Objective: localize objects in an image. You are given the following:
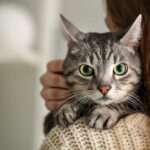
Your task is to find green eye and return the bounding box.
[79,64,94,76]
[113,63,128,76]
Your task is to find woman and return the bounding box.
[40,0,150,149]
[40,0,150,115]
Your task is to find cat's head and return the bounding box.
[61,14,142,105]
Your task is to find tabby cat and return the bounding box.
[44,14,144,135]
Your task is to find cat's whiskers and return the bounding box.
[64,91,90,104]
[113,89,144,112]
[120,90,143,105]
[114,96,129,104]
[107,89,129,103]
[127,98,145,112]
[77,97,90,111]
[61,89,89,99]
[63,90,94,111]
[128,92,143,104]
[126,100,140,112]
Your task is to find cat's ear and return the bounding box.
[120,14,142,49]
[60,14,85,42]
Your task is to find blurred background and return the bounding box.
[0,0,108,150]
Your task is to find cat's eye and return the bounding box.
[113,63,128,76]
[79,64,94,76]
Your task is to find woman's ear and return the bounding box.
[120,14,142,49]
[60,14,85,42]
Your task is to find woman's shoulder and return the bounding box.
[40,113,150,150]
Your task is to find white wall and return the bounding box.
[0,0,108,150]
[56,0,108,59]
[0,63,36,150]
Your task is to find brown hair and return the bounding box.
[106,0,150,115]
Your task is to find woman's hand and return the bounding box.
[40,59,68,111]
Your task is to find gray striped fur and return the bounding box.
[44,15,144,134]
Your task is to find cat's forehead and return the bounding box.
[81,33,118,48]
[80,33,119,50]
[69,32,139,67]
[77,33,132,61]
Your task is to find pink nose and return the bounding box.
[99,85,111,95]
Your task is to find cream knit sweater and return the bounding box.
[40,113,150,150]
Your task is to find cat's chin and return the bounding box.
[93,97,114,105]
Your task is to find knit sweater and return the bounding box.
[40,113,150,150]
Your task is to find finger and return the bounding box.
[40,72,67,88]
[47,59,64,73]
[45,100,66,111]
[40,88,69,100]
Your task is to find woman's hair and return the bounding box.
[106,0,150,115]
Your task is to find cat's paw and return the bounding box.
[88,106,120,130]
[55,104,77,127]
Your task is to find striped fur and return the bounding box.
[44,15,145,135]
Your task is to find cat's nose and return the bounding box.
[98,85,111,95]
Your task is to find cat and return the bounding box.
[44,14,144,135]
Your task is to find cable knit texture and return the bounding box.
[40,113,150,150]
